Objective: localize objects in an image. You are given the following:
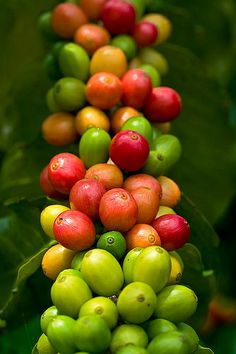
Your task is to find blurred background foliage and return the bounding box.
[0,0,236,353]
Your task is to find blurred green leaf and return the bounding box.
[0,315,41,354]
[178,243,204,272]
[148,0,236,86]
[195,346,214,354]
[208,323,236,354]
[158,44,236,223]
[174,196,219,329]
[176,194,219,269]
[0,138,66,205]
[0,200,54,326]
[0,0,61,151]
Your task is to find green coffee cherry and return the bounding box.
[154,284,198,323]
[59,43,90,82]
[80,249,124,296]
[56,268,84,280]
[43,53,62,81]
[73,315,111,353]
[53,77,86,112]
[121,116,153,144]
[110,324,148,353]
[144,318,177,341]
[139,48,169,76]
[111,35,137,61]
[147,331,190,354]
[139,64,161,87]
[79,296,119,329]
[51,271,92,318]
[40,305,59,334]
[142,134,182,176]
[46,88,61,113]
[177,322,199,353]
[116,344,148,354]
[46,315,77,354]
[45,41,67,81]
[38,12,59,41]
[79,128,111,168]
[141,150,167,177]
[152,134,182,167]
[133,246,171,293]
[52,41,67,59]
[117,281,157,324]
[122,247,143,284]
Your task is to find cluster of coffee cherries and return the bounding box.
[32,1,210,354]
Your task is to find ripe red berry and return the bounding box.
[69,178,106,220]
[39,165,67,200]
[53,210,96,250]
[48,152,86,195]
[143,87,182,123]
[101,0,136,35]
[109,130,150,172]
[99,188,138,232]
[133,21,158,48]
[151,214,190,250]
[121,69,152,109]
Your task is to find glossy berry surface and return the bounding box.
[121,69,153,109]
[48,152,86,195]
[151,214,190,250]
[109,130,150,172]
[53,210,96,250]
[101,0,136,35]
[143,87,182,123]
[133,21,158,48]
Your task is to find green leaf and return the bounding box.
[0,200,54,325]
[148,0,236,88]
[31,343,38,354]
[195,345,214,354]
[158,43,236,224]
[178,243,204,272]
[0,139,66,205]
[0,0,60,151]
[0,315,41,354]
[176,194,220,269]
[174,196,219,328]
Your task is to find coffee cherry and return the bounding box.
[143,87,182,123]
[101,0,136,35]
[152,214,190,251]
[109,130,150,172]
[48,153,86,195]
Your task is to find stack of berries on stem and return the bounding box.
[34,1,205,354]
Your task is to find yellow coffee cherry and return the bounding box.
[42,243,76,280]
[40,204,70,238]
